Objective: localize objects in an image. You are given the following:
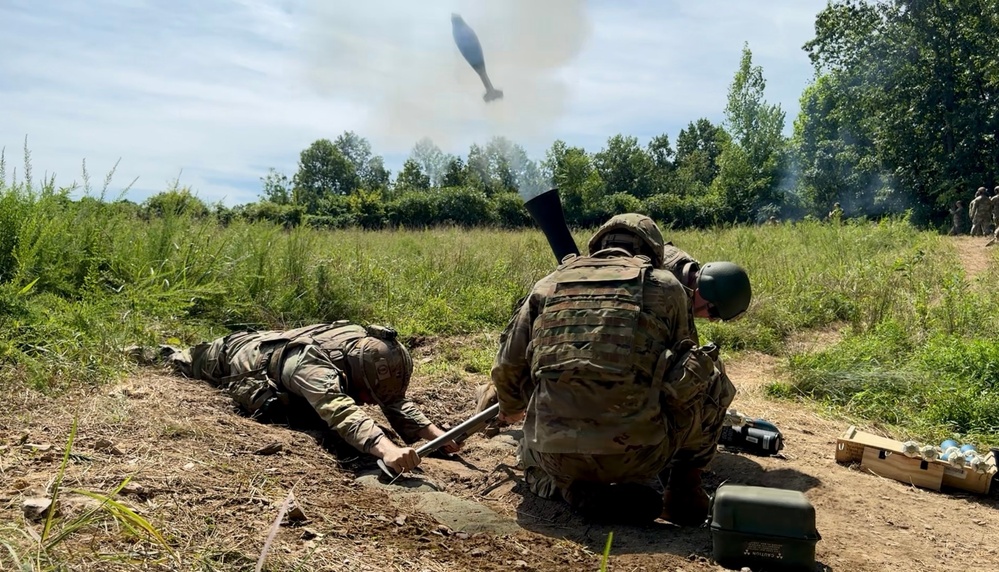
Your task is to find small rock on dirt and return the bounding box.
[470,548,488,557]
[254,443,283,455]
[94,438,123,456]
[301,527,322,540]
[23,497,57,521]
[394,515,407,526]
[182,462,196,471]
[285,494,308,523]
[121,483,154,500]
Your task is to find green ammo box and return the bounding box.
[709,484,821,571]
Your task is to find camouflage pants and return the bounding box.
[971,216,991,236]
[482,356,738,501]
[519,437,671,501]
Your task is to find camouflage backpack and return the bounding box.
[529,251,671,384]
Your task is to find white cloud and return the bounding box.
[1,0,828,206]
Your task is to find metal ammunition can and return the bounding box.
[710,484,821,571]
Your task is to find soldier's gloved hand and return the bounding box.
[382,445,421,474]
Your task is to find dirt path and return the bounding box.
[948,235,996,280]
[3,342,997,572]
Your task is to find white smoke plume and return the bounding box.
[299,0,592,165]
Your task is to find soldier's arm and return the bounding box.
[379,397,433,444]
[491,288,544,417]
[325,394,424,472]
[321,392,393,453]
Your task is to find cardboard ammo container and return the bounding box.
[836,426,997,494]
[710,484,820,571]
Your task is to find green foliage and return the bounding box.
[722,43,788,218]
[260,168,293,205]
[396,158,431,191]
[799,0,999,225]
[142,186,210,219]
[778,242,999,445]
[293,138,360,212]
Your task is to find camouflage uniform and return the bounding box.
[969,189,992,236]
[172,321,432,455]
[827,203,844,223]
[991,189,999,233]
[493,234,736,519]
[949,202,964,235]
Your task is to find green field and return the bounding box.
[2,178,997,447]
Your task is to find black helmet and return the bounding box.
[697,262,752,320]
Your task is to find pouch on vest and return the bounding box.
[225,375,288,420]
[658,340,719,415]
[365,324,398,341]
[530,255,652,383]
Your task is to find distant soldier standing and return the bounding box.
[827,202,844,223]
[949,201,964,235]
[969,187,992,236]
[991,186,999,234]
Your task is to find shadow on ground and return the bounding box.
[509,450,829,570]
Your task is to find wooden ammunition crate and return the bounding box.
[835,426,996,495]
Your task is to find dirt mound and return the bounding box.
[2,351,998,571]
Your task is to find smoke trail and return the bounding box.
[299,0,591,165]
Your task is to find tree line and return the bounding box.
[138,1,999,231]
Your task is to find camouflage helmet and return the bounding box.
[697,262,752,320]
[346,326,413,403]
[978,187,987,196]
[587,213,666,267]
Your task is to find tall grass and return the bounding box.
[2,155,997,445]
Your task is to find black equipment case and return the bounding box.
[709,484,821,571]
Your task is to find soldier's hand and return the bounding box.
[382,446,421,474]
[420,425,462,455]
[440,439,462,454]
[499,409,525,425]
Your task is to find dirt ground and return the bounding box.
[2,236,997,572]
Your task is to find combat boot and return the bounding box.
[661,467,709,527]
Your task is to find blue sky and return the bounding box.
[1,0,830,206]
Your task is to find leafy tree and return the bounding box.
[293,139,359,213]
[542,140,600,223]
[803,0,999,223]
[440,156,467,188]
[722,43,787,217]
[333,131,390,191]
[675,119,730,190]
[592,135,655,199]
[141,187,209,218]
[410,138,448,187]
[647,134,677,195]
[396,159,431,190]
[791,74,888,215]
[260,168,292,205]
